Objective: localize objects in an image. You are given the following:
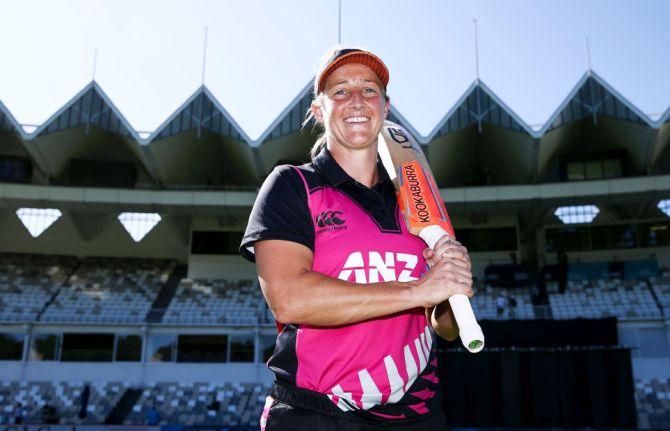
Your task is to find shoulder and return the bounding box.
[267,162,325,193]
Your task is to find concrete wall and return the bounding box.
[0,210,188,261]
[0,361,274,384]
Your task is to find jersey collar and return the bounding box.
[312,147,390,188]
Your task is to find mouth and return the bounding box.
[344,116,370,124]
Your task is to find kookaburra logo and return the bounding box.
[337,251,419,283]
[316,211,345,227]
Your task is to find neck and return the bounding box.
[328,141,379,188]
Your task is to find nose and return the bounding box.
[348,90,365,109]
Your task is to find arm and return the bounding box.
[425,302,459,341]
[255,239,473,326]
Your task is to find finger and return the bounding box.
[435,244,468,258]
[436,260,473,280]
[433,235,462,251]
[437,255,471,272]
[446,279,473,297]
[438,248,471,269]
[447,271,473,286]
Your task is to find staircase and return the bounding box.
[105,388,143,425]
[36,259,82,321]
[145,264,187,323]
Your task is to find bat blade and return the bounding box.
[377,123,454,240]
[378,120,485,353]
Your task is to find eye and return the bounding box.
[332,88,347,98]
[363,87,378,96]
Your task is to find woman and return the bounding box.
[240,46,474,430]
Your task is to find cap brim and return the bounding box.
[318,51,389,93]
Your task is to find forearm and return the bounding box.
[262,269,420,326]
[427,301,459,341]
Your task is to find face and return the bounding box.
[313,63,389,151]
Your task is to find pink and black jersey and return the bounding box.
[241,148,442,421]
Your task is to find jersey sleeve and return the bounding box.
[239,165,314,262]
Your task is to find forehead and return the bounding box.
[323,63,382,89]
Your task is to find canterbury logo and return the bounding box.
[316,211,345,227]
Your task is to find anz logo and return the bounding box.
[337,251,419,283]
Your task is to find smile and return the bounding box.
[344,116,369,123]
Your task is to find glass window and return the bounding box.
[547,222,670,252]
[30,334,59,361]
[0,157,31,183]
[230,335,254,363]
[591,225,636,250]
[546,227,590,252]
[585,160,603,179]
[177,335,227,363]
[0,333,24,360]
[148,335,176,362]
[61,333,114,362]
[566,162,585,181]
[455,227,517,252]
[638,222,670,248]
[603,159,622,178]
[115,335,142,362]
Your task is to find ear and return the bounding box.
[383,97,391,119]
[311,101,324,124]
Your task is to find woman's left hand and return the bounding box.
[422,235,471,271]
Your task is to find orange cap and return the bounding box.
[317,48,389,94]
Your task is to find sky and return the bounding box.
[0,0,669,140]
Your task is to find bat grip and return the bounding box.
[420,225,485,353]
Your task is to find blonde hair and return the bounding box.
[302,45,389,160]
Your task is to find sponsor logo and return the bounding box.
[388,127,411,148]
[315,211,347,234]
[337,251,420,283]
[402,163,430,223]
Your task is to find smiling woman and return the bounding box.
[240,45,474,430]
[305,47,390,161]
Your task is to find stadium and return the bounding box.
[0,63,669,431]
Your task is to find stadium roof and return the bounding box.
[32,81,141,141]
[2,69,668,144]
[538,70,654,135]
[425,79,534,140]
[1,69,669,187]
[147,86,251,144]
[0,100,22,134]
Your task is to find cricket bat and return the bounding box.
[378,120,485,353]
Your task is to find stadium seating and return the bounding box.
[162,279,264,325]
[635,378,670,430]
[471,286,535,319]
[124,381,270,426]
[548,278,661,320]
[0,381,126,424]
[40,258,175,324]
[0,254,77,323]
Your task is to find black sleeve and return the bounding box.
[239,165,314,262]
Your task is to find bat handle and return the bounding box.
[419,225,485,353]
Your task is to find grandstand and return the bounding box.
[1,68,669,429]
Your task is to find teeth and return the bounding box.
[344,116,369,123]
